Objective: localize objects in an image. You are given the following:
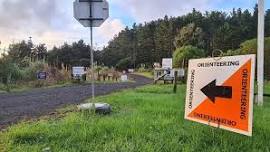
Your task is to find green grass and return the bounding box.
[265,81,270,94]
[1,85,270,152]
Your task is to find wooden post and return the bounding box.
[173,71,178,93]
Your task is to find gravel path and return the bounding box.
[0,74,152,129]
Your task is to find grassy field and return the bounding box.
[0,85,270,152]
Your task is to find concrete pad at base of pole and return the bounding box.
[78,103,112,114]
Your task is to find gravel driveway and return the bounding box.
[0,74,152,129]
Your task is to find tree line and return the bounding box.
[1,4,270,78]
[101,5,270,69]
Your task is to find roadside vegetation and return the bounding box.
[0,84,269,152]
[0,49,123,93]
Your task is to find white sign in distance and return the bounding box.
[162,58,173,69]
[72,67,86,77]
[73,0,109,27]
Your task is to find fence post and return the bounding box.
[173,71,178,93]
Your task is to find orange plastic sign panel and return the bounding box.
[184,55,255,136]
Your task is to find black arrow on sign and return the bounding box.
[201,79,232,103]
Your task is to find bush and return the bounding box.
[0,59,22,92]
[173,45,205,68]
[20,61,46,81]
[0,59,22,84]
[116,57,132,71]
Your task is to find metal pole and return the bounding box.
[89,1,95,101]
[133,38,136,69]
[132,30,137,70]
[90,24,95,101]
[257,0,264,106]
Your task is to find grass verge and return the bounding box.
[0,80,125,94]
[134,72,153,79]
[0,85,270,152]
[0,82,73,93]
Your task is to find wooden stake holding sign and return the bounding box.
[184,55,255,136]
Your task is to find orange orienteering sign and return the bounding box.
[184,55,255,136]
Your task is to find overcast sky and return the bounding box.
[0,0,268,52]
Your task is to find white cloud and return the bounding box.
[95,19,125,46]
[112,0,213,22]
[0,0,70,50]
[0,0,257,54]
[0,0,125,52]
[110,0,258,23]
[24,18,125,49]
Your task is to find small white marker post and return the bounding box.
[257,0,265,106]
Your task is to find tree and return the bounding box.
[36,44,47,61]
[100,27,134,67]
[173,45,205,68]
[265,9,270,37]
[213,22,233,51]
[8,41,31,63]
[203,11,227,55]
[47,40,93,68]
[174,23,205,49]
[224,37,270,80]
[136,22,157,67]
[154,16,175,61]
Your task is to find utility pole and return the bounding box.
[0,41,1,57]
[89,1,95,101]
[133,32,137,69]
[257,0,265,106]
[74,0,109,102]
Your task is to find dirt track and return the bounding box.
[0,74,152,129]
